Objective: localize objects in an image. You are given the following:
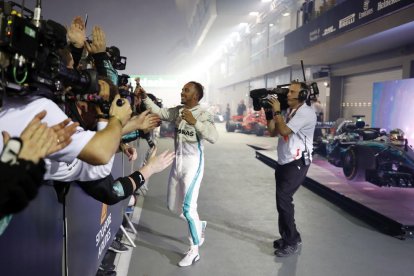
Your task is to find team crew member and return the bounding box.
[266,81,316,257]
[137,80,218,267]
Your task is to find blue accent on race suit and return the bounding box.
[182,136,203,245]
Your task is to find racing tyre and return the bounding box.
[342,147,365,181]
[226,122,236,132]
[255,125,265,136]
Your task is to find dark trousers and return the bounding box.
[275,159,309,246]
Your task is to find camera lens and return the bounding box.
[116,99,124,106]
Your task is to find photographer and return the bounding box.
[43,76,159,182]
[266,81,316,257]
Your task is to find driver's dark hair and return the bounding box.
[189,81,204,100]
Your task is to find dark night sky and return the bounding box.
[41,0,188,75]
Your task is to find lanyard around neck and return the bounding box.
[286,103,304,123]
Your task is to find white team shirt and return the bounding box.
[43,121,114,182]
[0,96,103,180]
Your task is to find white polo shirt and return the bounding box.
[0,96,95,174]
[277,104,316,165]
[43,121,114,182]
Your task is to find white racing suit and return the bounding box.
[144,98,218,245]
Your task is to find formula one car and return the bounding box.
[325,119,381,167]
[225,111,267,136]
[315,118,414,187]
[341,130,414,188]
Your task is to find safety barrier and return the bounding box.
[0,139,149,276]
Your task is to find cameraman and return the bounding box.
[266,81,316,257]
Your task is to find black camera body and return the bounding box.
[0,13,38,59]
[250,86,290,111]
[107,46,126,71]
[118,74,130,87]
[0,1,98,97]
[250,82,319,111]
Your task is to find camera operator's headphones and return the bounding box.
[297,82,310,102]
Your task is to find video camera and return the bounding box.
[250,85,290,111]
[250,82,319,111]
[0,1,98,98]
[107,46,126,71]
[250,60,319,111]
[118,74,130,87]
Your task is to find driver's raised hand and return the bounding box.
[134,78,147,99]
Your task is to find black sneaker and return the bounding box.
[273,237,302,249]
[96,269,116,276]
[273,238,284,250]
[99,263,116,271]
[108,240,128,253]
[274,244,299,257]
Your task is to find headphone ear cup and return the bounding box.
[298,89,309,101]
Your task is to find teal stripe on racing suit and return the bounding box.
[183,137,203,245]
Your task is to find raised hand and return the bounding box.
[268,95,281,113]
[48,118,79,155]
[134,78,147,98]
[146,147,175,174]
[109,95,132,127]
[128,111,161,131]
[120,143,138,162]
[85,25,107,54]
[67,16,86,48]
[181,109,196,125]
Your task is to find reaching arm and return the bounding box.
[78,95,132,165]
[78,147,174,205]
[194,111,219,144]
[143,97,179,122]
[121,110,160,135]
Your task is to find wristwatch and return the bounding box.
[273,111,281,116]
[1,137,22,165]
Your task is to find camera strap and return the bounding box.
[67,101,88,129]
[286,103,304,123]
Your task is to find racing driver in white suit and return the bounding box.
[136,80,218,267]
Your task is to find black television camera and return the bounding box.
[250,82,319,111]
[107,46,126,71]
[118,74,130,87]
[250,85,290,111]
[0,1,98,99]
